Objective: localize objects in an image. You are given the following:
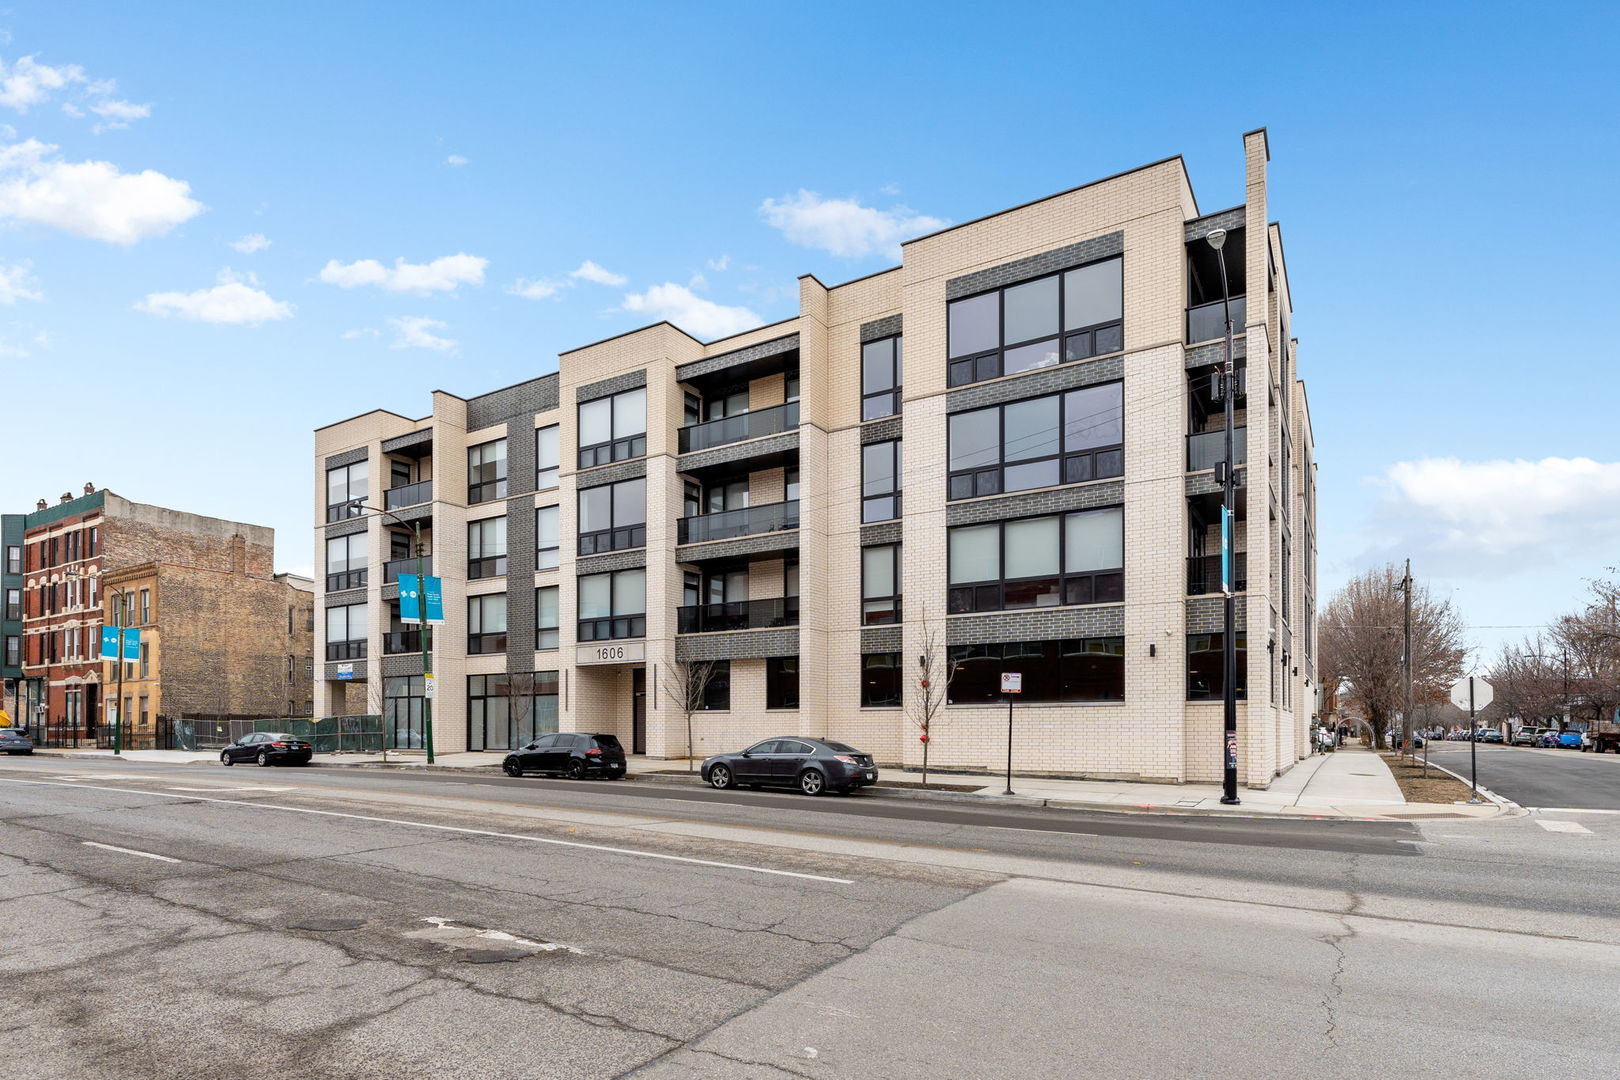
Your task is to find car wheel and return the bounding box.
[565,759,586,781]
[798,769,825,796]
[221,751,234,766]
[256,750,270,767]
[503,759,523,777]
[708,764,734,790]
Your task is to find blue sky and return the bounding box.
[2,1,1616,662]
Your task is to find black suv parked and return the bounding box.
[503,732,626,780]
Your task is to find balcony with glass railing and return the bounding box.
[1187,553,1248,595]
[382,629,422,654]
[677,597,799,634]
[678,401,799,453]
[384,480,432,511]
[382,554,433,584]
[677,500,799,545]
[1187,427,1248,473]
[1186,293,1247,345]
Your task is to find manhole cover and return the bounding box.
[287,918,366,932]
[461,949,528,964]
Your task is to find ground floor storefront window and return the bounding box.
[947,638,1124,703]
[468,671,559,751]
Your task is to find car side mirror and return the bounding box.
[741,750,752,757]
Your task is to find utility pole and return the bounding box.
[1398,559,1413,754]
[1207,227,1240,805]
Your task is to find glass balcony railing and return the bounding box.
[679,401,799,453]
[383,555,432,584]
[1187,428,1248,473]
[382,630,422,655]
[1187,554,1248,595]
[678,597,800,634]
[677,500,799,544]
[1187,294,1247,344]
[384,480,432,510]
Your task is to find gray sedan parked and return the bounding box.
[0,728,34,755]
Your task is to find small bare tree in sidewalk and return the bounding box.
[909,609,957,787]
[664,656,720,772]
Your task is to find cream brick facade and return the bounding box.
[312,130,1317,787]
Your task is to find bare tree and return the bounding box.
[1552,576,1620,730]
[664,656,720,772]
[508,671,539,745]
[1487,637,1564,727]
[908,609,957,786]
[1318,564,1467,749]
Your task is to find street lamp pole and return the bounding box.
[357,504,434,765]
[1208,228,1240,805]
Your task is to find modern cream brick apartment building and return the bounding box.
[314,129,1317,787]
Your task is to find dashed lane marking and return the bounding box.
[81,841,181,863]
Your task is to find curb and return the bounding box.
[1406,755,1521,815]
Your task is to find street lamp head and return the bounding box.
[1206,228,1227,251]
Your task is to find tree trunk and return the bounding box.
[686,712,694,772]
[921,735,929,787]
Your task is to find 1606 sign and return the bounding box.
[576,641,645,665]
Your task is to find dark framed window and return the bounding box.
[384,676,424,748]
[325,461,368,521]
[947,256,1122,387]
[861,335,903,420]
[467,516,507,579]
[578,388,647,468]
[536,586,559,649]
[861,652,901,707]
[325,603,367,660]
[578,477,646,555]
[767,657,799,709]
[6,545,21,575]
[947,382,1123,500]
[862,545,900,624]
[535,505,559,570]
[468,439,508,504]
[468,671,560,752]
[948,638,1124,703]
[701,660,731,710]
[4,588,20,621]
[324,533,368,592]
[536,425,560,490]
[704,385,749,421]
[1187,633,1247,701]
[947,507,1123,613]
[578,568,646,641]
[862,441,902,523]
[468,593,508,654]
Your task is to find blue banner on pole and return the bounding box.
[1220,505,1232,593]
[122,627,141,661]
[399,573,421,623]
[100,626,121,659]
[422,576,444,624]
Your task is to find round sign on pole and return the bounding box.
[1448,676,1494,713]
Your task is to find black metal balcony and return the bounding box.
[1187,294,1247,344]
[384,480,432,510]
[678,597,800,634]
[678,500,799,544]
[1187,553,1248,595]
[383,555,433,583]
[325,568,368,593]
[382,630,422,654]
[1187,427,1248,472]
[679,401,799,453]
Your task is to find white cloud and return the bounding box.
[318,253,487,294]
[759,189,947,259]
[231,232,271,254]
[389,315,457,353]
[507,277,564,300]
[687,272,708,291]
[341,327,380,340]
[571,259,627,287]
[621,283,761,340]
[706,255,730,272]
[0,259,42,303]
[446,154,468,167]
[0,138,201,244]
[879,182,902,196]
[134,269,292,325]
[89,98,149,121]
[0,55,85,111]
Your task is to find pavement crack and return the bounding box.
[680,1047,815,1077]
[1317,915,1356,1051]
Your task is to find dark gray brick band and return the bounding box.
[323,660,366,682]
[1186,596,1248,633]
[576,549,647,576]
[380,582,399,602]
[1184,207,1245,243]
[861,626,901,652]
[576,459,647,487]
[946,480,1124,527]
[1184,470,1247,499]
[576,368,647,403]
[324,517,369,539]
[380,428,433,453]
[381,655,422,678]
[505,421,536,495]
[947,355,1123,415]
[859,315,902,343]
[677,431,798,472]
[860,521,901,546]
[390,503,433,526]
[504,494,538,666]
[860,415,903,445]
[675,334,799,383]
[676,530,799,564]
[1184,337,1248,369]
[946,231,1124,301]
[946,605,1124,645]
[468,374,559,431]
[676,628,798,662]
[324,447,368,469]
[323,588,365,608]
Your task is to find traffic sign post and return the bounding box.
[1001,672,1022,795]
[1449,676,1494,802]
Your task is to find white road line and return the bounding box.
[1530,807,1620,815]
[81,841,181,863]
[167,786,296,793]
[2,778,854,885]
[1536,820,1593,834]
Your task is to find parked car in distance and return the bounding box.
[220,731,313,766]
[1479,729,1504,743]
[1537,731,1561,748]
[503,732,626,780]
[1512,728,1547,746]
[0,728,34,755]
[702,738,878,796]
[1555,731,1584,749]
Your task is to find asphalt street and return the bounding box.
[1424,741,1620,809]
[0,757,1615,1079]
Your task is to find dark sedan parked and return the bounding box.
[0,728,34,755]
[503,732,626,780]
[702,738,878,796]
[220,732,313,766]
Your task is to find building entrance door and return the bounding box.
[631,668,646,755]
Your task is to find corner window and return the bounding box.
[861,335,903,420]
[535,505,560,570]
[325,461,368,521]
[578,388,647,468]
[468,593,508,655]
[467,516,508,579]
[860,653,902,707]
[947,383,1122,500]
[577,568,646,641]
[325,603,367,660]
[862,441,902,523]
[535,586,559,649]
[861,545,900,624]
[468,439,508,504]
[578,478,646,555]
[536,425,560,490]
[947,507,1123,613]
[1188,633,1247,701]
[948,638,1124,703]
[947,256,1122,386]
[767,657,799,709]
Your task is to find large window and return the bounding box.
[700,660,731,710]
[6,545,20,574]
[578,387,647,468]
[468,439,508,504]
[948,383,1122,500]
[384,676,424,749]
[948,507,1123,613]
[468,671,559,752]
[468,516,507,579]
[325,534,368,592]
[325,603,366,660]
[535,505,560,569]
[468,593,508,654]
[578,568,646,641]
[578,477,646,555]
[1187,633,1247,701]
[536,586,559,649]
[947,256,1122,387]
[325,461,368,521]
[862,335,903,420]
[766,657,799,709]
[949,638,1124,703]
[862,545,900,624]
[536,425,560,490]
[5,588,20,621]
[861,653,902,707]
[862,441,902,523]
